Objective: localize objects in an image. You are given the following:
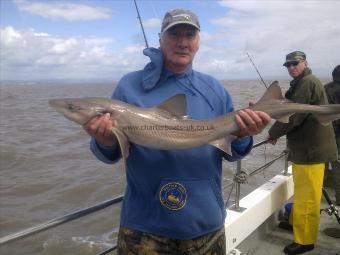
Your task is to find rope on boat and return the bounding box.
[234,171,248,184]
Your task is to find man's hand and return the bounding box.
[83,113,118,147]
[233,109,271,138]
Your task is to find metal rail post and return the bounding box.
[284,154,289,175]
[230,160,246,212]
[234,160,241,209]
[284,141,289,176]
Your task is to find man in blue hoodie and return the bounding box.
[84,9,270,254]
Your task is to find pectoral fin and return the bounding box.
[209,136,233,155]
[112,128,129,171]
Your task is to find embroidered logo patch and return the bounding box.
[159,182,187,210]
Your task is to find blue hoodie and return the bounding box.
[91,48,252,239]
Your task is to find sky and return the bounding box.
[1,0,339,82]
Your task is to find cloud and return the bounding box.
[1,26,23,45]
[2,1,340,81]
[0,26,147,80]
[14,0,112,21]
[199,0,340,79]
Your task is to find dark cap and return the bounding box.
[332,65,340,81]
[161,9,200,33]
[283,51,306,66]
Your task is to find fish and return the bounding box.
[49,81,340,165]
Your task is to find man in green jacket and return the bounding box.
[325,65,340,206]
[268,51,337,255]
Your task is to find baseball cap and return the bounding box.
[283,51,306,67]
[161,9,200,33]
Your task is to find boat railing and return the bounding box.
[0,139,289,255]
[231,140,289,212]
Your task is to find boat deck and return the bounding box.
[235,188,340,255]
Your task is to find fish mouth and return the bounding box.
[49,99,86,125]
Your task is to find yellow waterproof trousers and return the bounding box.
[291,163,325,245]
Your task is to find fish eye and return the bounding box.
[67,103,80,112]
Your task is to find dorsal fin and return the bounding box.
[156,94,187,118]
[256,81,284,103]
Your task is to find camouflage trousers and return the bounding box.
[117,227,226,255]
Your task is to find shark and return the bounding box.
[49,81,340,164]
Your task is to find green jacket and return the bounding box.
[269,68,337,164]
[325,79,340,149]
